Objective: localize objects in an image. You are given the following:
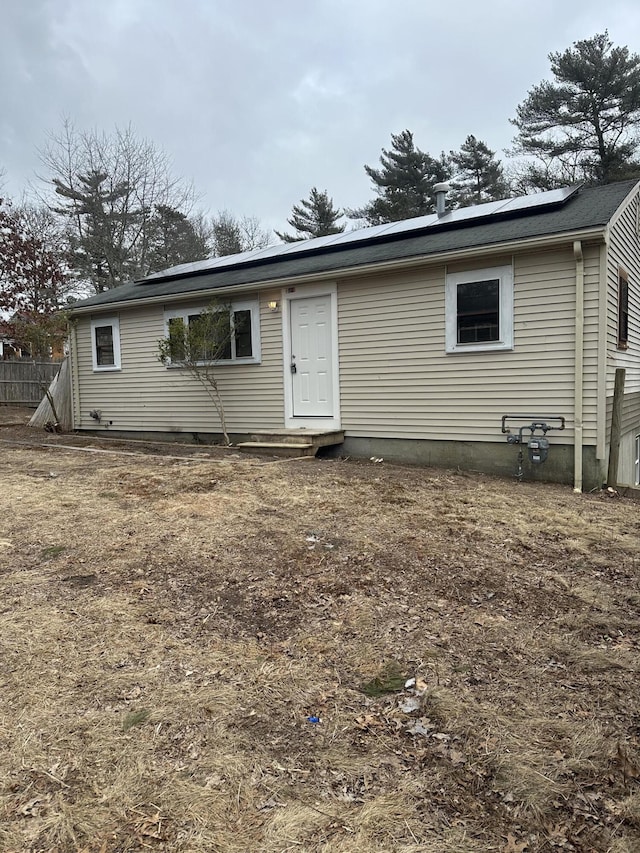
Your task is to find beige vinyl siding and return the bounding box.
[617,418,640,486]
[606,187,640,393]
[582,243,603,446]
[337,246,598,444]
[73,292,284,434]
[606,391,640,438]
[604,188,640,481]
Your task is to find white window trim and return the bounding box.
[91,317,121,372]
[163,299,261,365]
[445,265,514,353]
[635,434,640,487]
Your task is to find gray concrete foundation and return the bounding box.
[320,436,605,491]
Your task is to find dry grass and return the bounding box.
[1,418,639,851]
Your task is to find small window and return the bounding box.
[91,317,121,371]
[233,309,253,358]
[168,317,187,361]
[445,266,513,353]
[163,299,261,365]
[618,269,629,350]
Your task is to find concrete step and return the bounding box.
[248,430,344,448]
[236,441,317,458]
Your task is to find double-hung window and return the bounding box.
[445,265,514,353]
[91,317,121,371]
[164,299,261,365]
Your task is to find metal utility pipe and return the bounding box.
[573,241,584,493]
[434,182,450,217]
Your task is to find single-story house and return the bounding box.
[68,179,640,491]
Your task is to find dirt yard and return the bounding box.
[1,407,639,852]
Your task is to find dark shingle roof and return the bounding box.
[71,179,638,311]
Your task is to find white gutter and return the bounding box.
[573,240,584,493]
[69,227,607,316]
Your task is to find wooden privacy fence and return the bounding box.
[0,360,63,406]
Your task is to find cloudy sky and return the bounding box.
[1,0,640,233]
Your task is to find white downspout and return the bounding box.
[69,319,79,431]
[573,241,584,493]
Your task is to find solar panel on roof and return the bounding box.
[274,232,350,255]
[498,185,579,214]
[378,213,438,235]
[136,184,583,284]
[317,219,406,245]
[438,198,511,223]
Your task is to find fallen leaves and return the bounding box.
[503,833,528,852]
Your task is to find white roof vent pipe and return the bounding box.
[434,182,450,217]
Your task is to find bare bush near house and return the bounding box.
[158,303,235,444]
[0,435,639,851]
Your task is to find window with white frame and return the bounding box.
[91,317,121,371]
[445,265,514,353]
[163,299,261,365]
[635,434,640,487]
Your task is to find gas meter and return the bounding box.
[501,415,565,481]
[528,435,549,464]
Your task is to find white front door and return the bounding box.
[290,295,333,417]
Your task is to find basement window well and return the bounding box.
[91,317,121,371]
[445,265,513,353]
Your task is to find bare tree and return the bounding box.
[37,120,198,291]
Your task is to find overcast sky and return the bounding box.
[1,0,640,234]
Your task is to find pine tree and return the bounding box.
[146,205,209,272]
[53,170,133,291]
[275,188,345,243]
[211,212,271,256]
[511,32,640,187]
[352,130,451,225]
[449,136,509,207]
